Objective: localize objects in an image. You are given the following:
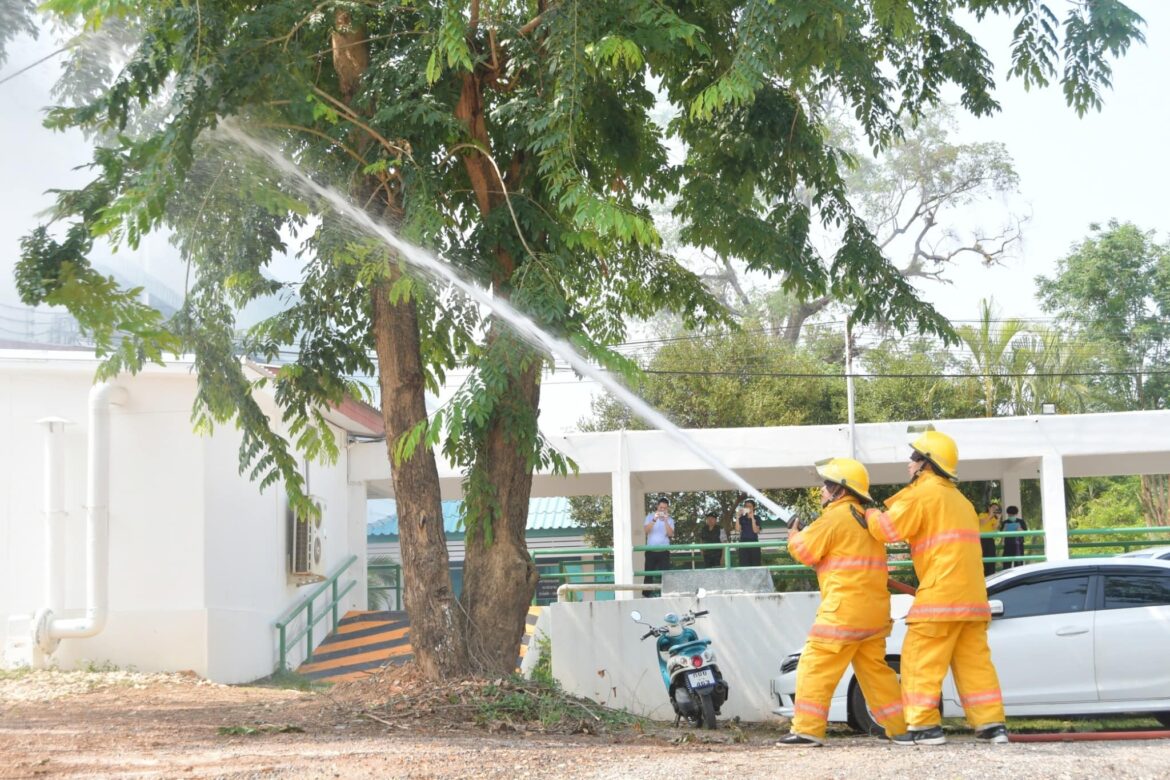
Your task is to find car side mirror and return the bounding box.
[630,611,642,622]
[988,599,1004,617]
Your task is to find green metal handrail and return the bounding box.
[275,554,359,672]
[532,546,615,557]
[1069,526,1170,536]
[368,561,403,611]
[528,529,1170,589]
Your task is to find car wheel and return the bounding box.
[848,657,900,736]
[1156,712,1170,729]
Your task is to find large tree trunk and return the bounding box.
[451,68,543,674]
[460,356,542,673]
[331,13,467,679]
[372,280,469,678]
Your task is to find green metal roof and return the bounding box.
[367,496,579,539]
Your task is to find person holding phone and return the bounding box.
[737,499,762,567]
[642,497,675,596]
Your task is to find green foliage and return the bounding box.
[972,0,1146,116]
[249,670,330,692]
[473,675,641,732]
[0,0,37,67]
[17,0,1145,545]
[17,228,180,378]
[1037,220,1170,411]
[1068,477,1142,530]
[529,634,554,686]
[857,337,984,423]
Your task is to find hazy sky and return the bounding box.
[2,3,1168,430]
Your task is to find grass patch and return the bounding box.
[942,715,1165,734]
[529,633,553,685]
[249,670,332,692]
[0,666,33,681]
[473,675,643,733]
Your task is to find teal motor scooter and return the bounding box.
[631,608,730,729]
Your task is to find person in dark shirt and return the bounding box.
[737,499,762,567]
[999,506,1028,568]
[699,511,725,568]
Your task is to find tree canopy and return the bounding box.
[12,0,1147,675]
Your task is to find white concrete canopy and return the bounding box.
[352,410,1170,596]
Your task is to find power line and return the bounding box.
[0,44,72,88]
[641,368,1169,380]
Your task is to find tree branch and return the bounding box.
[519,5,557,37]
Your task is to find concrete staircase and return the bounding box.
[297,606,543,683]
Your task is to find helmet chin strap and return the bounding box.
[821,483,843,507]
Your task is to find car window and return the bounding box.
[1102,573,1170,609]
[995,575,1090,619]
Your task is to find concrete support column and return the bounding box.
[611,431,644,601]
[1000,475,1022,514]
[346,480,369,610]
[1040,453,1069,561]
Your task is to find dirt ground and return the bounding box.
[3,669,1170,780]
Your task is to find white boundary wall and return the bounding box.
[549,592,821,722]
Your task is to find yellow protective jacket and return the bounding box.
[788,496,892,645]
[867,472,990,622]
[977,512,1000,534]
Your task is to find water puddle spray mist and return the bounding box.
[220,122,786,520]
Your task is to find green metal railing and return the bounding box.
[979,529,1048,567]
[368,560,403,611]
[519,527,1170,600]
[1068,526,1170,557]
[530,547,615,604]
[275,554,359,672]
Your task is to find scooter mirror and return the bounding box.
[696,588,708,600]
[629,611,642,622]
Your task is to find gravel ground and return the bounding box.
[2,670,1169,779]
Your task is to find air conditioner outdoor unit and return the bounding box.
[289,499,327,585]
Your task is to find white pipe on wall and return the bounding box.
[38,417,71,614]
[35,382,126,652]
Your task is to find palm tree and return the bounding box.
[957,300,1026,417]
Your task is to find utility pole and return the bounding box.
[846,317,857,459]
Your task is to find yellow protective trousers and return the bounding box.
[901,620,1005,729]
[792,634,906,740]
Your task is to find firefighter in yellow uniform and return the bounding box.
[864,429,1009,746]
[778,458,907,747]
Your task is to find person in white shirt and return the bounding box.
[642,497,675,596]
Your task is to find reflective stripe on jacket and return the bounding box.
[788,496,892,645]
[867,472,990,622]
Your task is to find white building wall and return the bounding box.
[1,367,210,674]
[1,355,366,682]
[202,419,364,682]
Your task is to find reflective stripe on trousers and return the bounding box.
[792,634,906,740]
[900,620,1004,730]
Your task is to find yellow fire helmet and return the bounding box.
[910,427,959,480]
[814,457,873,503]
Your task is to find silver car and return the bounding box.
[771,559,1170,733]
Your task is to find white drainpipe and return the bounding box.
[37,417,72,615]
[34,382,126,655]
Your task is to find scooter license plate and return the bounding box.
[686,669,716,688]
